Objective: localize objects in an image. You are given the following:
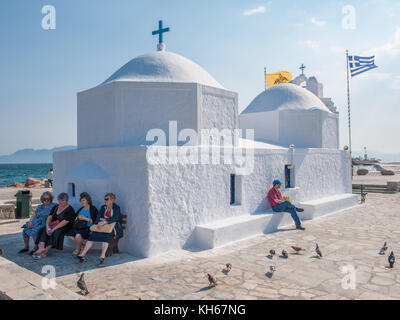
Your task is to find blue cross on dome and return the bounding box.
[152,20,170,51]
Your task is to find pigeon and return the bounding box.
[291,246,305,254]
[315,243,322,258]
[225,263,232,272]
[207,273,217,287]
[77,273,89,295]
[388,252,395,268]
[269,265,276,273]
[269,249,276,256]
[281,250,288,258]
[379,242,388,255]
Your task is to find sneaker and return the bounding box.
[295,207,304,212]
[296,226,306,230]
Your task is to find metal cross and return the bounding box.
[152,20,170,44]
[299,64,306,75]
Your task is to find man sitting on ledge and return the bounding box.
[267,179,305,230]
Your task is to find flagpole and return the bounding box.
[264,67,267,91]
[346,49,353,178]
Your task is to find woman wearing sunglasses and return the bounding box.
[19,191,56,255]
[78,193,123,265]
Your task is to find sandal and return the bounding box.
[98,257,105,265]
[18,248,29,253]
[77,255,85,263]
[72,248,80,256]
[32,253,46,260]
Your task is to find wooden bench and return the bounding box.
[106,214,127,257]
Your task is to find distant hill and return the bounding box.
[0,146,76,163]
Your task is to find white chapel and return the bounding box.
[53,22,357,258]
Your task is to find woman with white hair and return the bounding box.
[19,191,56,254]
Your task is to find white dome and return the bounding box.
[242,83,331,114]
[102,51,224,89]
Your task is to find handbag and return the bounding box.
[90,222,116,234]
[73,219,88,230]
[49,220,60,229]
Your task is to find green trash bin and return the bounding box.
[15,190,32,219]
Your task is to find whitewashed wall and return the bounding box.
[239,111,279,143]
[145,146,351,256]
[199,85,238,132]
[53,146,150,257]
[78,82,238,149]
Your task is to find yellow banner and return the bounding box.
[266,71,292,88]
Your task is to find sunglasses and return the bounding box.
[43,198,51,201]
[104,198,110,201]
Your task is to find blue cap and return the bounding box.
[273,179,282,186]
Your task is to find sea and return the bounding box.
[0,163,52,186]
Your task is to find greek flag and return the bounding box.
[348,55,378,77]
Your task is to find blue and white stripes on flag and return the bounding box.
[348,55,378,77]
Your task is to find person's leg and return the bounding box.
[100,242,109,259]
[271,202,285,212]
[280,201,302,228]
[23,236,29,249]
[34,230,49,255]
[79,241,94,258]
[75,234,84,255]
[32,237,38,252]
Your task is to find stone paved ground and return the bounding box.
[0,192,400,300]
[0,187,52,203]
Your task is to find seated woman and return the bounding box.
[67,192,98,256]
[32,192,76,259]
[19,191,56,254]
[78,193,123,265]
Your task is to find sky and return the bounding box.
[0,0,399,155]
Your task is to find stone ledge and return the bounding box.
[193,211,294,250]
[298,193,358,220]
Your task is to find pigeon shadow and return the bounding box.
[310,255,321,259]
[221,269,230,275]
[266,255,274,260]
[279,255,288,259]
[196,286,214,292]
[265,272,274,279]
[384,266,394,269]
[289,252,304,256]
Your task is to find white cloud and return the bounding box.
[356,71,391,81]
[390,76,400,89]
[330,46,346,53]
[243,2,272,16]
[356,72,400,90]
[363,27,400,57]
[310,17,327,26]
[299,40,319,49]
